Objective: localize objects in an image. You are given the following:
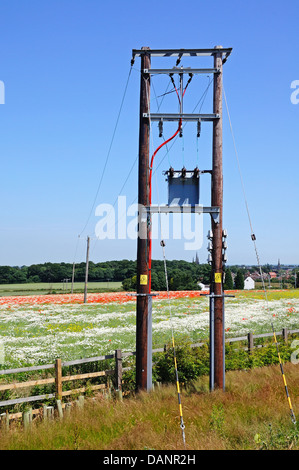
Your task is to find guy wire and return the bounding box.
[223,85,296,426]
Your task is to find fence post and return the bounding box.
[56,399,63,419]
[47,406,54,420]
[106,377,112,399]
[248,332,254,355]
[282,328,288,343]
[65,403,72,417]
[115,349,122,393]
[0,412,9,431]
[55,358,62,400]
[23,408,32,430]
[43,405,48,422]
[77,395,84,408]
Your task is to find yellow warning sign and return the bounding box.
[140,274,148,285]
[214,273,222,283]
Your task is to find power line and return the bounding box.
[88,153,139,260]
[79,65,133,237]
[89,75,177,260]
[154,75,214,173]
[223,84,296,426]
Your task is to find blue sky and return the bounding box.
[0,0,298,267]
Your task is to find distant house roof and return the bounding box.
[269,272,277,278]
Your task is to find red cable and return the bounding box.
[148,118,182,291]
[147,74,193,291]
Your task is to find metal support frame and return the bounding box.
[132,48,232,61]
[210,293,215,390]
[127,293,158,391]
[147,295,153,389]
[145,205,220,224]
[143,113,219,122]
[201,293,235,391]
[137,50,227,132]
[143,68,220,75]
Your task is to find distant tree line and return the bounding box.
[0,260,211,291]
[122,260,211,291]
[0,261,136,285]
[1,261,295,290]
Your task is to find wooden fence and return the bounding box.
[0,326,299,427]
[0,351,119,425]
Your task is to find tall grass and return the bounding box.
[1,363,299,450]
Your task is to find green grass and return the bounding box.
[0,281,123,296]
[1,363,299,450]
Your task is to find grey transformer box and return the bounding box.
[164,167,211,206]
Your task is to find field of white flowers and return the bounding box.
[0,290,298,368]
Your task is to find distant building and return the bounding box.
[244,276,255,290]
[198,282,206,290]
[269,272,277,279]
[192,252,200,265]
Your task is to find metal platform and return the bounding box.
[143,67,220,75]
[144,205,220,223]
[132,47,232,59]
[143,113,219,122]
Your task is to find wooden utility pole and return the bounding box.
[211,46,224,390]
[131,45,232,394]
[84,236,90,304]
[71,262,75,294]
[136,47,151,392]
[64,278,70,293]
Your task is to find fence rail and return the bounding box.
[0,353,118,411]
[0,326,298,424]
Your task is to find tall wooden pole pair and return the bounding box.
[136,46,224,392]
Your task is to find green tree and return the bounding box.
[151,272,167,291]
[0,266,14,284]
[12,269,27,283]
[224,268,234,290]
[122,275,137,291]
[234,270,244,289]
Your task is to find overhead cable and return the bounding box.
[79,65,133,237]
[223,85,296,426]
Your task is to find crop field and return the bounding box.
[0,281,122,297]
[0,289,298,369]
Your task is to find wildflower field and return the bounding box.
[0,289,298,369]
